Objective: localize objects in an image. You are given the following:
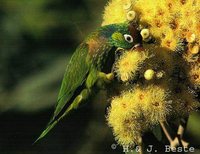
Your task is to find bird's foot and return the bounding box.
[98,72,114,83]
[106,73,114,81]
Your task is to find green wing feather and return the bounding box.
[53,43,89,119]
[35,43,89,143]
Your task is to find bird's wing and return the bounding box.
[52,37,113,120]
[35,36,115,143]
[35,43,89,143]
[53,43,89,120]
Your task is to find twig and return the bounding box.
[160,119,190,149]
[159,121,180,148]
[159,121,173,143]
[177,118,189,148]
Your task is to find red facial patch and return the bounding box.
[128,23,142,43]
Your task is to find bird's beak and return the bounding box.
[131,43,143,50]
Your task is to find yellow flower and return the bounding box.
[102,0,128,26]
[107,85,171,145]
[103,0,200,51]
[133,85,171,123]
[104,0,200,147]
[107,90,145,146]
[114,49,150,82]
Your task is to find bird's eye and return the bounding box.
[124,34,133,43]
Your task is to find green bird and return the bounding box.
[36,22,142,142]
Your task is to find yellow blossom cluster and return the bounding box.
[114,49,150,82]
[107,89,144,146]
[103,0,200,147]
[108,47,199,145]
[103,0,200,52]
[107,85,170,145]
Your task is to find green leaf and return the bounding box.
[152,125,162,142]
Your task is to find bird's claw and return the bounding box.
[106,73,114,81]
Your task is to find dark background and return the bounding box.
[0,0,120,154]
[0,0,199,154]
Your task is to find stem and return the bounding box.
[177,124,184,138]
[177,118,188,138]
[177,118,189,148]
[159,121,180,148]
[160,120,190,149]
[159,121,173,142]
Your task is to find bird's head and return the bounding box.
[109,23,142,49]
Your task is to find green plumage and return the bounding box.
[35,22,142,142]
[54,43,89,119]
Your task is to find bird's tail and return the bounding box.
[33,103,74,144]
